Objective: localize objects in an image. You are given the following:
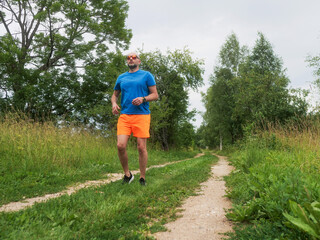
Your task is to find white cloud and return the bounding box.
[126,0,320,127]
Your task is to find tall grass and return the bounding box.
[260,118,320,174]
[0,113,119,205]
[0,113,198,205]
[0,113,118,173]
[225,117,320,239]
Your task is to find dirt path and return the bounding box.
[0,154,204,213]
[153,155,234,240]
[1,154,234,239]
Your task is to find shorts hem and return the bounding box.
[133,135,150,138]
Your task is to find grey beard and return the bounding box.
[128,64,138,70]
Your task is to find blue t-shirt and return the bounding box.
[114,70,156,114]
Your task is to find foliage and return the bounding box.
[233,33,308,126]
[0,1,205,149]
[201,33,246,148]
[174,121,196,149]
[224,118,320,239]
[0,0,131,120]
[225,219,304,240]
[284,200,320,239]
[307,54,320,94]
[201,32,309,149]
[139,48,204,150]
[73,51,127,129]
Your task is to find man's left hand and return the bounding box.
[132,97,144,106]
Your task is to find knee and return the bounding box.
[137,145,147,154]
[117,143,126,152]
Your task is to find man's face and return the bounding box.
[126,54,141,70]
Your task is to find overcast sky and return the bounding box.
[125,0,320,127]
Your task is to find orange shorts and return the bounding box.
[117,114,151,138]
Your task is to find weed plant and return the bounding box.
[0,154,218,239]
[225,118,320,239]
[0,114,198,206]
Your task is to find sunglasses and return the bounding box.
[126,55,139,60]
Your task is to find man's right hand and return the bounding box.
[112,104,120,115]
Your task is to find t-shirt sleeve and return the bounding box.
[114,77,121,90]
[147,72,156,86]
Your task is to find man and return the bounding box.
[111,52,158,186]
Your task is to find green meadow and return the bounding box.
[224,119,320,239]
[0,114,198,206]
[0,114,219,239]
[0,153,217,239]
[2,114,320,239]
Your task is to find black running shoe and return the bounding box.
[139,177,146,186]
[122,172,134,184]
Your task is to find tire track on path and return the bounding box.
[0,153,204,213]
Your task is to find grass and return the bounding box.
[224,118,320,239]
[0,114,198,206]
[0,153,218,239]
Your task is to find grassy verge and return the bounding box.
[212,145,238,157]
[224,120,320,239]
[0,153,218,240]
[0,114,198,206]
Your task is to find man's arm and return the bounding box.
[111,90,121,115]
[132,85,159,106]
[145,85,159,102]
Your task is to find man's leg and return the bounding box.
[137,138,148,179]
[117,135,130,177]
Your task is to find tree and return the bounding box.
[139,48,204,150]
[202,33,246,148]
[307,54,320,102]
[0,0,132,119]
[73,51,128,130]
[218,32,246,76]
[233,32,305,128]
[202,32,308,148]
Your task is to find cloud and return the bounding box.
[126,0,320,127]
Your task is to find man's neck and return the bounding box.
[129,67,139,73]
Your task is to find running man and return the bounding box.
[111,52,158,186]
